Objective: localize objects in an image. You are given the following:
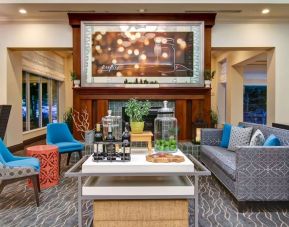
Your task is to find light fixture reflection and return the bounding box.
[262,8,270,14]
[19,8,27,14]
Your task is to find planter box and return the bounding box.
[124,84,160,88]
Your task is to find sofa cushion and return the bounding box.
[264,134,281,146]
[239,122,289,146]
[250,129,265,146]
[220,123,232,148]
[201,145,236,180]
[228,126,253,151]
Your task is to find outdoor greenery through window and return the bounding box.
[22,71,59,132]
[243,85,267,125]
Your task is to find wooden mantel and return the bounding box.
[73,87,211,140]
[68,13,215,140]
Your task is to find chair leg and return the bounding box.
[31,175,40,207]
[78,151,82,159]
[67,153,71,166]
[36,175,41,193]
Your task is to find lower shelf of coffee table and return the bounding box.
[82,175,194,199]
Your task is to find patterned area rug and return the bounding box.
[1,155,289,227]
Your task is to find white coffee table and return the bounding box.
[65,149,210,227]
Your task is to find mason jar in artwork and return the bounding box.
[154,101,178,153]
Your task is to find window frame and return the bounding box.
[22,71,60,132]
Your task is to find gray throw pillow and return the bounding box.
[228,126,253,151]
[249,129,265,146]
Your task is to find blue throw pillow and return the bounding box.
[264,134,281,146]
[220,123,232,148]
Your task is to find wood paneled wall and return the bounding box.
[73,87,211,140]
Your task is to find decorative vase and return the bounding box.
[74,80,80,88]
[130,122,144,134]
[204,80,211,88]
[84,130,95,144]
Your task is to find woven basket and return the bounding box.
[93,199,188,227]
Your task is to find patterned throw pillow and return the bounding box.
[228,126,253,151]
[250,129,265,146]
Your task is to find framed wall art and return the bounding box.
[81,21,204,87]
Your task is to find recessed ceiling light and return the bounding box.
[19,8,27,14]
[138,8,147,13]
[262,8,270,14]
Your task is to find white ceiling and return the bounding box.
[1,3,289,23]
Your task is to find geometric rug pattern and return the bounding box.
[1,158,289,227]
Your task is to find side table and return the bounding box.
[131,131,153,154]
[26,145,59,190]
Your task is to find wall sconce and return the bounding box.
[192,118,207,144]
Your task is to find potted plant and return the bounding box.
[210,110,218,128]
[71,71,80,88]
[63,107,73,133]
[125,98,151,134]
[204,69,216,88]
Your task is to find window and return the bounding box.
[22,71,60,132]
[243,85,267,125]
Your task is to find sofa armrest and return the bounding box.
[235,146,289,201]
[200,128,223,146]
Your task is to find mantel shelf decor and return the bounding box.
[81,21,204,87]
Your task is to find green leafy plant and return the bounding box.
[63,108,73,133]
[70,71,77,81]
[204,69,216,81]
[210,110,218,128]
[125,98,151,122]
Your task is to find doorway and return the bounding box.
[211,48,274,126]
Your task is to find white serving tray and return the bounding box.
[82,175,194,197]
[82,150,194,174]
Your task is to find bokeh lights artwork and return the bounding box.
[82,22,204,86]
[91,31,194,77]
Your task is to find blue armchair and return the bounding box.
[0,139,40,206]
[46,123,84,168]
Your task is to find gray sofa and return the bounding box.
[200,122,289,206]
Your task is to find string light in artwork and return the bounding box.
[177,38,183,44]
[154,37,162,44]
[130,35,136,41]
[112,59,117,64]
[144,39,150,46]
[162,52,168,58]
[135,32,141,38]
[117,39,123,45]
[127,49,133,55]
[139,54,147,61]
[177,38,187,49]
[162,38,168,44]
[96,34,102,40]
[118,46,125,52]
[180,41,187,49]
[134,49,140,56]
